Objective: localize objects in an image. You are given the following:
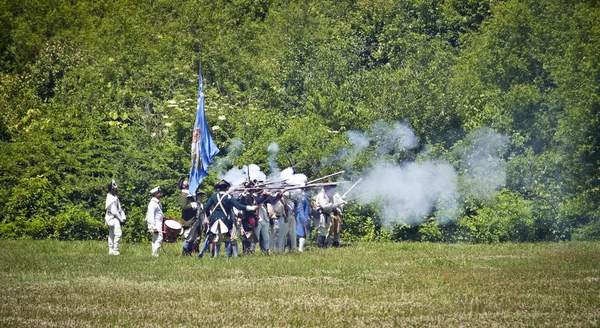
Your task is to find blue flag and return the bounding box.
[189,68,219,195]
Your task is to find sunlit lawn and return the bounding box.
[1,240,599,327]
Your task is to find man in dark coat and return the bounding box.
[198,180,256,258]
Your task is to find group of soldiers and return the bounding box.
[178,178,347,259]
[104,176,347,258]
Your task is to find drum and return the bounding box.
[163,218,182,243]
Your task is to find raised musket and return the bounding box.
[342,178,363,198]
[306,170,345,185]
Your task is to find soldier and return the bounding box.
[282,190,299,253]
[198,180,256,259]
[238,186,259,255]
[315,184,346,247]
[328,188,346,247]
[105,179,126,255]
[295,191,311,252]
[146,186,164,257]
[229,206,242,257]
[192,190,206,253]
[269,193,288,254]
[178,178,201,256]
[254,189,277,254]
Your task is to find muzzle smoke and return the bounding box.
[337,122,507,227]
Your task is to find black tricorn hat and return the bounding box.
[215,179,231,190]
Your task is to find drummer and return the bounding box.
[198,180,256,259]
[145,186,164,257]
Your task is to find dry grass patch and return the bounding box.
[1,240,599,327]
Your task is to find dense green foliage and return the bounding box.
[1,0,599,242]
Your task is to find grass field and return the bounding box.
[1,240,599,327]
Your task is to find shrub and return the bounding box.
[457,190,536,243]
[53,205,106,240]
[571,218,600,241]
[342,203,380,242]
[419,220,443,242]
[121,207,151,243]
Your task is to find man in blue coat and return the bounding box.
[295,191,311,252]
[198,180,256,258]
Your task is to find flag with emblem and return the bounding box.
[189,68,219,194]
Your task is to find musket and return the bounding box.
[282,181,351,192]
[284,151,293,168]
[342,178,363,198]
[306,170,345,185]
[255,179,287,187]
[234,181,350,192]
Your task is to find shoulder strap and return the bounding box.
[216,194,228,215]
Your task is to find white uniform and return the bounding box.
[105,193,125,255]
[316,190,334,237]
[146,197,164,257]
[316,188,345,247]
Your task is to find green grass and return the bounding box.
[1,240,599,327]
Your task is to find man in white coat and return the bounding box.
[105,179,126,255]
[146,186,164,257]
[315,184,346,247]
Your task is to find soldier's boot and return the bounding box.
[231,242,239,258]
[198,237,210,259]
[213,243,220,258]
[298,238,306,252]
[333,235,341,247]
[224,241,232,259]
[317,236,324,248]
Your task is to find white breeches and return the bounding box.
[107,218,122,252]
[152,232,163,257]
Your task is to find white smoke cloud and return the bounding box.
[219,163,267,188]
[353,161,459,227]
[454,127,509,200]
[368,120,419,155]
[219,166,247,187]
[267,142,280,173]
[320,121,419,172]
[279,167,307,186]
[334,124,507,227]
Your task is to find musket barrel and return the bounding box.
[234,181,350,192]
[342,177,363,198]
[306,170,345,185]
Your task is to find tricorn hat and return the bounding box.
[214,179,231,190]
